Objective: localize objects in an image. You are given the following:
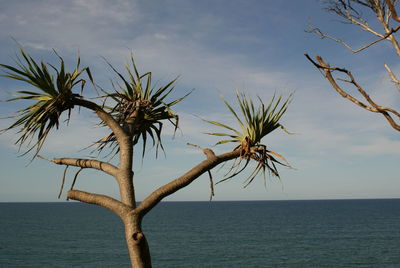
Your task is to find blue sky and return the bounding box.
[0,0,398,202]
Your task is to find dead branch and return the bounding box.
[314,0,400,55]
[305,54,400,131]
[384,63,400,90]
[386,0,400,22]
[308,26,400,53]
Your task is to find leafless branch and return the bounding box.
[314,0,400,55]
[386,0,400,22]
[305,54,400,131]
[136,149,242,216]
[67,189,131,217]
[385,63,400,90]
[38,156,119,177]
[308,26,400,53]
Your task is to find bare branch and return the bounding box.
[67,189,131,217]
[39,156,119,177]
[386,0,400,22]
[384,63,400,90]
[136,149,242,216]
[335,4,384,37]
[308,26,400,53]
[318,0,400,55]
[375,0,400,55]
[305,54,400,131]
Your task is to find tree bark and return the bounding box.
[123,213,152,268]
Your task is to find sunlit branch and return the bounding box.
[67,190,130,217]
[136,149,241,216]
[308,26,400,53]
[305,54,400,131]
[38,155,119,177]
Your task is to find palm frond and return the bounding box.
[93,56,191,158]
[207,91,292,147]
[0,48,93,157]
[205,91,293,186]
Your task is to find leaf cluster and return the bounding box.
[206,91,292,148]
[205,91,292,186]
[95,55,191,157]
[0,48,92,156]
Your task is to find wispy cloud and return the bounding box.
[347,137,400,155]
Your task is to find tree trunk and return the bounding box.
[123,213,152,268]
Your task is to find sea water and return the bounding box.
[0,199,399,268]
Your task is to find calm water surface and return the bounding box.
[0,199,399,267]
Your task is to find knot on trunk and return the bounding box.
[132,232,144,243]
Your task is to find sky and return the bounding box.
[0,0,398,202]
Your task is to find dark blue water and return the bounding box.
[1,199,399,268]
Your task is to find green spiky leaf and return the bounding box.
[205,91,293,186]
[0,48,93,157]
[93,56,191,158]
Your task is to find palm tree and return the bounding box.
[1,48,292,268]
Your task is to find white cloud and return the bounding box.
[347,137,400,155]
[23,42,51,51]
[72,0,138,23]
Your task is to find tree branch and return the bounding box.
[320,0,400,55]
[73,97,136,207]
[73,97,128,145]
[136,149,241,216]
[386,0,400,23]
[38,155,119,177]
[305,54,400,131]
[308,26,400,53]
[384,63,400,90]
[67,190,131,217]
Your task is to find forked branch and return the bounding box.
[386,0,400,22]
[305,54,400,131]
[312,0,400,55]
[384,63,400,89]
[307,26,400,53]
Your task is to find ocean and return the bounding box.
[0,199,399,268]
